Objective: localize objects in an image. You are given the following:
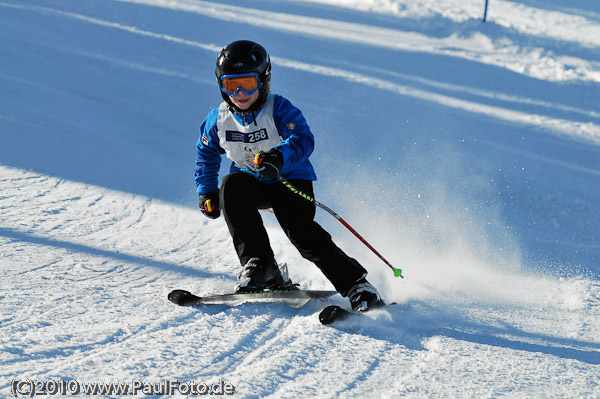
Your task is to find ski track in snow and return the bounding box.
[2,1,600,145]
[1,0,600,397]
[118,0,600,83]
[1,165,599,396]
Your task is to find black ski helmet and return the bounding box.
[215,40,271,113]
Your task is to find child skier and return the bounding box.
[194,40,384,312]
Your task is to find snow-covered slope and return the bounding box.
[1,0,599,397]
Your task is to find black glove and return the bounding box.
[253,149,283,180]
[198,192,220,219]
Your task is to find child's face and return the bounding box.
[229,90,259,111]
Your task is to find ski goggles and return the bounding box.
[220,72,262,97]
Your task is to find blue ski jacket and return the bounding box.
[195,94,317,195]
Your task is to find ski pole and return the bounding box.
[277,175,403,278]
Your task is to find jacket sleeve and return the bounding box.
[195,109,224,194]
[272,95,315,167]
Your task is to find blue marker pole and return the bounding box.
[483,0,489,22]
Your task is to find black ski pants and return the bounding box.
[219,171,366,296]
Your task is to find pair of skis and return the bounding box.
[171,174,400,324]
[168,288,368,324]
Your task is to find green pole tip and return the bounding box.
[394,268,403,278]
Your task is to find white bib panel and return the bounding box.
[217,94,281,169]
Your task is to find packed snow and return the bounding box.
[1,0,599,397]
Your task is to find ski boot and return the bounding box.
[235,257,295,293]
[347,278,385,312]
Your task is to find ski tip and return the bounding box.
[168,289,192,305]
[319,305,350,325]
